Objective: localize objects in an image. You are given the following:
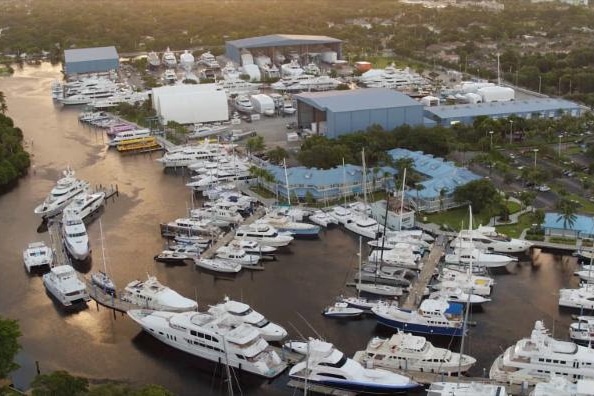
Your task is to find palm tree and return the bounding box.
[438,187,447,212]
[556,197,579,235]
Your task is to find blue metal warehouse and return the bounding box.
[425,98,584,127]
[64,46,119,76]
[225,34,342,65]
[294,88,425,138]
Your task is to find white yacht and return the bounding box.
[43,265,90,307]
[345,216,384,239]
[162,69,177,84]
[186,169,252,191]
[62,208,90,261]
[288,338,419,394]
[353,331,477,375]
[429,287,491,307]
[309,210,338,228]
[120,276,198,312]
[221,62,240,80]
[490,320,594,385]
[559,285,594,310]
[231,239,277,256]
[63,191,105,220]
[34,168,90,218]
[147,51,160,68]
[427,382,508,396]
[451,225,533,254]
[162,47,177,68]
[215,245,261,266]
[328,205,355,226]
[531,376,594,396]
[190,206,242,227]
[234,223,294,247]
[127,309,287,378]
[368,243,422,270]
[445,241,517,269]
[280,59,304,77]
[256,213,320,239]
[197,51,220,69]
[164,217,218,236]
[156,143,226,168]
[23,242,54,273]
[434,267,495,296]
[569,316,594,345]
[207,297,287,341]
[107,128,150,147]
[234,95,253,113]
[194,258,242,273]
[215,78,260,97]
[179,50,195,71]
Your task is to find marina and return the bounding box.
[2,63,594,396]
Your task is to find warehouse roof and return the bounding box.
[426,98,582,119]
[227,34,341,49]
[295,88,421,112]
[64,46,119,63]
[264,164,395,187]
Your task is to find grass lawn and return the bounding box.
[419,207,492,231]
[507,200,521,214]
[495,213,538,238]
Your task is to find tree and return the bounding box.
[453,179,501,214]
[556,197,579,233]
[266,146,288,165]
[518,190,537,211]
[0,91,6,114]
[438,187,447,212]
[0,316,20,379]
[31,371,89,396]
[245,135,265,155]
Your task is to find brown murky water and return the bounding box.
[0,63,584,395]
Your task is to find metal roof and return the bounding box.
[426,98,581,119]
[295,88,421,112]
[263,164,395,187]
[387,148,481,199]
[226,34,341,49]
[64,46,118,63]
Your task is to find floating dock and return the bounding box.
[401,237,445,310]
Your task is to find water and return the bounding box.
[0,64,585,395]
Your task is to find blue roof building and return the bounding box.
[294,89,424,138]
[64,46,119,76]
[425,98,584,127]
[543,213,594,239]
[387,148,482,212]
[225,34,342,66]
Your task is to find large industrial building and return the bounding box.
[63,46,119,76]
[225,34,342,66]
[151,84,228,125]
[425,98,584,127]
[294,88,425,138]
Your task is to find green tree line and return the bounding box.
[0,92,30,192]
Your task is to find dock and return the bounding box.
[155,135,178,152]
[287,380,356,396]
[401,236,445,310]
[48,220,70,267]
[85,279,140,313]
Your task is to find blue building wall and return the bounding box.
[224,44,241,65]
[64,58,119,75]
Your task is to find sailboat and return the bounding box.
[90,220,116,296]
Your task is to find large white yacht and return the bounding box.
[23,241,54,273]
[215,246,261,266]
[107,128,151,147]
[450,225,533,254]
[353,331,476,375]
[156,143,226,168]
[559,285,594,310]
[445,240,518,269]
[62,208,90,261]
[34,168,90,218]
[127,309,287,378]
[207,297,288,341]
[233,95,253,113]
[427,382,508,396]
[235,223,294,247]
[197,51,220,69]
[288,338,419,394]
[489,320,594,385]
[345,215,384,239]
[147,51,160,68]
[63,191,105,221]
[569,316,594,345]
[120,276,198,312]
[42,265,90,307]
[434,267,495,296]
[162,47,177,68]
[531,376,594,396]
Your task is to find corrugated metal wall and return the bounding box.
[64,59,119,75]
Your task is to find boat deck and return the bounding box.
[286,380,356,396]
[85,278,149,313]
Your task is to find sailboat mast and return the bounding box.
[457,206,473,381]
[361,149,367,209]
[342,158,347,207]
[99,219,108,274]
[399,168,407,231]
[283,158,290,206]
[357,236,362,298]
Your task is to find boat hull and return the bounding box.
[289,376,418,394]
[374,313,464,337]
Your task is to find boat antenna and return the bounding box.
[297,311,323,340]
[283,157,290,206]
[342,157,347,207]
[357,236,362,299]
[361,149,367,213]
[399,168,407,231]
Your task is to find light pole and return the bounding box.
[538,75,542,95]
[489,130,494,150]
[533,148,539,169]
[509,120,514,145]
[558,134,563,157]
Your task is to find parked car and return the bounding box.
[537,185,551,192]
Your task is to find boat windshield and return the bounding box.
[318,354,348,368]
[232,308,253,316]
[254,318,270,328]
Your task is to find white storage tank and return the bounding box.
[458,81,494,94]
[420,95,440,106]
[321,51,338,64]
[463,92,483,104]
[250,94,275,116]
[477,86,515,102]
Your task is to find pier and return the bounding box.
[401,236,445,310]
[48,220,70,267]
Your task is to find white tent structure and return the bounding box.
[151,84,229,125]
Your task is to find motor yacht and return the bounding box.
[147,51,160,68]
[445,240,518,269]
[120,275,197,312]
[328,205,355,226]
[569,316,594,346]
[107,129,150,147]
[322,302,364,318]
[127,309,287,378]
[193,258,242,273]
[429,287,491,307]
[179,50,195,71]
[372,297,466,337]
[450,225,533,254]
[354,331,477,375]
[34,168,90,218]
[161,47,177,68]
[559,284,594,310]
[345,215,384,239]
[230,239,277,256]
[162,69,177,84]
[288,338,419,394]
[43,265,90,307]
[233,95,253,113]
[531,376,594,396]
[207,297,287,342]
[163,217,219,236]
[434,267,495,296]
[308,210,338,228]
[156,143,227,168]
[216,78,260,97]
[62,208,90,261]
[215,245,260,266]
[153,250,192,265]
[256,214,320,239]
[234,223,294,247]
[490,320,594,385]
[427,382,508,396]
[23,241,54,273]
[63,191,105,221]
[197,51,220,69]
